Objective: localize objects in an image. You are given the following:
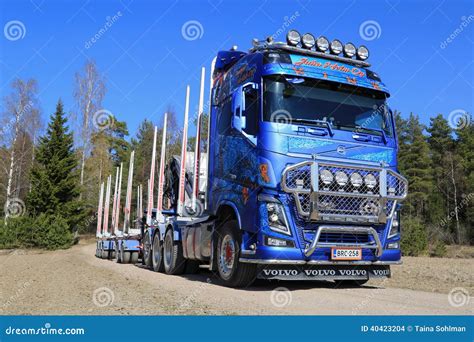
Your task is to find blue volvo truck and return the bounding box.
[141,30,408,287]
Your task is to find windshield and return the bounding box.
[263,75,393,137]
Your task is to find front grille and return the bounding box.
[282,161,407,223]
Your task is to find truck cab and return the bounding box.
[205,31,408,286]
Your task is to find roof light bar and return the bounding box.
[316,36,329,52]
[286,30,301,46]
[343,42,356,58]
[301,33,315,49]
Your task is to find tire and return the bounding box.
[101,250,108,259]
[185,260,200,274]
[163,228,186,275]
[122,251,131,264]
[130,252,139,264]
[216,220,257,287]
[152,233,164,272]
[334,279,369,288]
[115,242,122,263]
[142,232,153,268]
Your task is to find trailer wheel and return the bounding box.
[142,232,152,268]
[101,249,108,259]
[122,251,131,264]
[152,233,164,272]
[163,228,186,275]
[130,252,139,264]
[115,242,122,263]
[217,220,257,288]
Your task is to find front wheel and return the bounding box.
[216,220,257,288]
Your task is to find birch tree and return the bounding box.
[73,60,106,199]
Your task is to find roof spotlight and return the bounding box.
[330,39,343,55]
[302,33,316,49]
[316,36,329,52]
[286,30,301,46]
[357,45,369,60]
[343,42,356,58]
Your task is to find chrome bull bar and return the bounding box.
[304,226,383,257]
[281,160,408,224]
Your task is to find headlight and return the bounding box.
[330,39,343,55]
[357,45,369,60]
[316,36,329,52]
[364,173,377,189]
[302,33,315,49]
[286,30,301,46]
[265,202,291,235]
[343,42,356,57]
[335,171,348,186]
[388,211,400,238]
[320,169,334,185]
[350,172,363,188]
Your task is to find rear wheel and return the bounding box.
[152,233,164,272]
[130,252,139,264]
[115,242,122,263]
[163,228,186,275]
[142,232,152,268]
[216,220,257,287]
[122,251,131,264]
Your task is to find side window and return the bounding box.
[218,97,232,135]
[242,86,259,136]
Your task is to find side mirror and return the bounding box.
[232,115,246,131]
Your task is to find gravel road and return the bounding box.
[0,240,472,315]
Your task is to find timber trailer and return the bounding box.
[96,30,408,287]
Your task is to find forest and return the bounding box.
[0,61,472,255]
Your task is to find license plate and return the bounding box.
[331,248,362,260]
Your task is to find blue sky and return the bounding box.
[1,0,473,138]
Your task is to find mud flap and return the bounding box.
[257,265,390,281]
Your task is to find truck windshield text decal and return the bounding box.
[290,55,365,78]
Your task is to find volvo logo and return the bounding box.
[337,146,346,155]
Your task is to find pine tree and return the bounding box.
[398,113,433,219]
[27,100,83,229]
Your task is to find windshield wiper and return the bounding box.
[291,118,334,137]
[339,124,388,144]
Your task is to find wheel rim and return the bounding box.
[164,234,172,268]
[153,236,161,266]
[219,235,235,279]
